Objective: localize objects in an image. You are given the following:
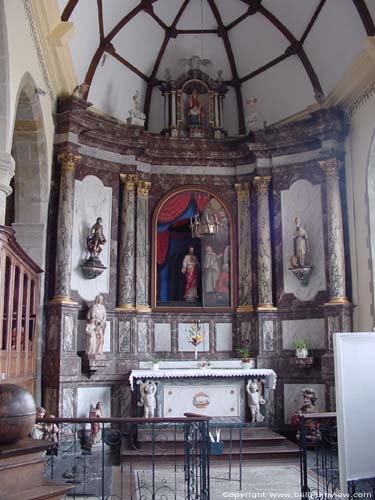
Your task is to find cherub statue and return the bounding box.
[246,379,265,423]
[138,380,157,418]
[86,217,106,259]
[72,82,90,99]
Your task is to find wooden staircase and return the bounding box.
[121,427,299,464]
[0,439,72,500]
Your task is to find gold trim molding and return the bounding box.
[236,305,254,313]
[58,152,81,171]
[50,295,78,305]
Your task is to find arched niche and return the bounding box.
[151,186,235,311]
[9,72,49,270]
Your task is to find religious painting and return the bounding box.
[180,80,212,131]
[154,189,232,309]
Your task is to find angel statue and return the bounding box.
[137,380,157,418]
[178,55,212,72]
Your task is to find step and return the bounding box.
[5,481,72,500]
[136,427,286,447]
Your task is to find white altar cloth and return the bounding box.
[129,368,277,391]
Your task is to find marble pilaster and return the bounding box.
[0,151,15,225]
[117,174,137,309]
[235,183,253,312]
[254,176,275,309]
[52,151,80,304]
[319,158,349,304]
[136,180,151,312]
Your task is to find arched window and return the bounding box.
[152,186,234,311]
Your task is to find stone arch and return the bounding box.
[366,128,375,326]
[10,72,50,270]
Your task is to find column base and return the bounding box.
[135,305,152,313]
[257,304,277,311]
[50,295,78,305]
[236,305,254,313]
[324,296,351,306]
[116,303,135,311]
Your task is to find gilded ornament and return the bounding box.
[137,180,151,197]
[57,152,81,171]
[253,176,271,194]
[319,158,343,177]
[235,183,250,201]
[120,173,137,191]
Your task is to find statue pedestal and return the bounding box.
[82,353,108,377]
[127,116,145,127]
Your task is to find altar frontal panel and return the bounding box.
[162,383,241,417]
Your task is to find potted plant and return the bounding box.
[237,347,251,369]
[151,356,161,370]
[293,339,308,359]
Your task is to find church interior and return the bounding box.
[0,0,375,498]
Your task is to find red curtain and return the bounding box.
[158,192,192,223]
[157,231,170,266]
[194,192,210,214]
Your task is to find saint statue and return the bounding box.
[181,246,199,302]
[187,89,203,125]
[87,295,106,355]
[87,217,106,259]
[291,217,308,267]
[202,245,220,293]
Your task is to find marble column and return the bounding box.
[319,158,350,304]
[52,152,80,304]
[171,91,177,128]
[0,151,15,224]
[214,93,220,128]
[117,174,137,310]
[254,175,275,310]
[136,180,152,312]
[235,183,253,312]
[164,92,170,129]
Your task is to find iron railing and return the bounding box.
[299,412,375,500]
[38,415,210,500]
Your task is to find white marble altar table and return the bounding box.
[129,368,277,391]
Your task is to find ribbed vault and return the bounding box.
[59,0,375,135]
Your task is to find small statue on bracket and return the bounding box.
[81,217,107,279]
[289,217,313,286]
[137,380,157,418]
[246,379,265,423]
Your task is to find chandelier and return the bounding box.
[190,213,220,239]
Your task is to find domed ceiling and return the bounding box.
[58,0,375,135]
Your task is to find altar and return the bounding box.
[130,363,277,422]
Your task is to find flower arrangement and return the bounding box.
[188,321,204,359]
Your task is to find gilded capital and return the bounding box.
[235,183,250,201]
[319,158,343,177]
[120,173,137,191]
[57,152,81,172]
[253,176,271,194]
[137,180,152,197]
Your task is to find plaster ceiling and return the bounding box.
[58,0,375,135]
